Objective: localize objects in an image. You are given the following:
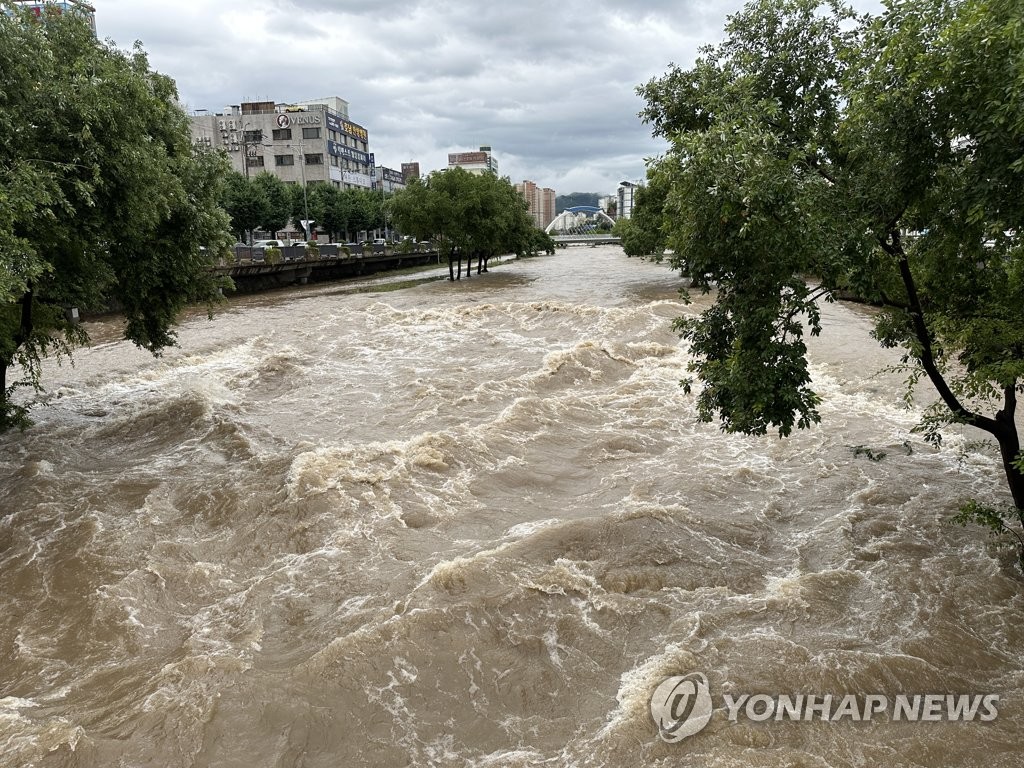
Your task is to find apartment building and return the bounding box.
[515,180,557,229]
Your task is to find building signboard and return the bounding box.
[327,141,369,164]
[448,151,489,165]
[342,171,373,188]
[275,113,321,128]
[324,113,369,142]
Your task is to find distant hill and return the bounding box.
[555,192,602,214]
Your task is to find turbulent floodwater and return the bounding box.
[1,246,1021,768]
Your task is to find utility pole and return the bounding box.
[241,123,261,179]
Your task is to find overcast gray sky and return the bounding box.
[94,0,876,197]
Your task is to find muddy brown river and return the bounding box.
[1,246,1020,767]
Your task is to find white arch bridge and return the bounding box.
[545,205,620,245]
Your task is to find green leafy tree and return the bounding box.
[639,0,1024,547]
[288,182,313,240]
[618,171,670,258]
[251,171,290,237]
[0,4,233,430]
[304,183,331,241]
[346,189,377,242]
[354,188,385,237]
[220,171,269,243]
[321,187,351,242]
[305,184,345,242]
[389,169,536,279]
[387,178,434,246]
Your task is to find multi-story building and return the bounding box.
[539,186,556,230]
[374,166,407,195]
[617,181,641,220]
[515,180,557,229]
[448,146,499,175]
[189,97,375,192]
[401,162,421,183]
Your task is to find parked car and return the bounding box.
[251,239,284,249]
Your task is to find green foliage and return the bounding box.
[251,172,291,234]
[219,170,269,241]
[518,228,556,257]
[640,0,1024,511]
[619,170,671,259]
[0,6,233,427]
[264,247,282,265]
[388,169,537,266]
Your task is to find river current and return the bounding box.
[1,246,1021,767]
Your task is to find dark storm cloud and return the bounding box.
[94,0,763,192]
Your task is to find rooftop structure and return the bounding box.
[448,146,499,175]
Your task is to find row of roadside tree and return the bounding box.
[0,2,555,430]
[219,170,387,245]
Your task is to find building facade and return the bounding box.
[617,181,640,220]
[515,180,557,229]
[374,166,406,195]
[447,146,499,175]
[401,162,421,183]
[190,98,375,192]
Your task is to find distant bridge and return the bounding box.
[546,205,619,246]
[551,234,621,246]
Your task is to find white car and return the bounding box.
[251,240,284,249]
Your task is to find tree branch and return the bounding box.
[880,232,1003,436]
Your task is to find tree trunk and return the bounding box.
[995,387,1024,510]
[448,252,455,281]
[1001,444,1024,511]
[886,233,1024,512]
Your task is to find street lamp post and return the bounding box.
[294,143,310,241]
[379,171,387,241]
